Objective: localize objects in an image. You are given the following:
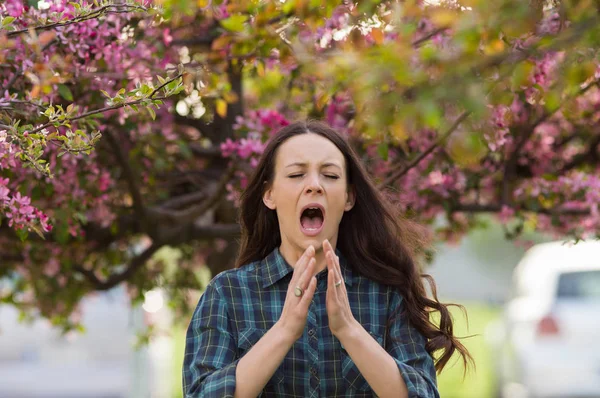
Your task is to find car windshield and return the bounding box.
[556,270,600,299]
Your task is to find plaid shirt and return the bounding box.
[183,246,439,398]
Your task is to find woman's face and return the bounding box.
[263,133,355,253]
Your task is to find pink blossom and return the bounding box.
[163,29,173,46]
[499,205,515,224]
[220,138,237,157]
[237,138,264,159]
[0,186,9,203]
[428,171,444,185]
[510,97,528,124]
[43,258,61,277]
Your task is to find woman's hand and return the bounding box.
[276,245,318,342]
[323,239,357,338]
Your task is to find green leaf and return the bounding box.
[141,84,152,95]
[377,141,389,161]
[422,101,442,129]
[220,14,248,32]
[282,0,295,14]
[176,141,192,159]
[15,228,28,242]
[544,91,561,113]
[73,212,88,224]
[30,224,46,240]
[147,107,156,120]
[57,84,74,101]
[2,16,16,27]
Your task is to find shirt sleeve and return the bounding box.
[182,279,240,398]
[386,289,440,398]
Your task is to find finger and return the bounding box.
[329,252,346,301]
[300,276,317,308]
[323,239,332,256]
[296,257,315,294]
[334,255,348,300]
[326,251,340,302]
[334,255,343,288]
[322,241,341,286]
[291,245,314,282]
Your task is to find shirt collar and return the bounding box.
[261,246,355,289]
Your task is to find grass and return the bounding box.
[170,301,501,397]
[172,323,186,398]
[437,301,501,398]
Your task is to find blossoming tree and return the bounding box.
[1,0,599,329]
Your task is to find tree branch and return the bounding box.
[502,78,600,205]
[189,143,222,158]
[73,240,162,291]
[2,40,58,92]
[82,213,141,250]
[171,35,218,47]
[5,4,144,37]
[190,223,241,240]
[174,114,216,139]
[377,111,470,189]
[502,125,532,205]
[452,203,589,216]
[412,27,448,48]
[559,133,600,172]
[27,74,181,136]
[104,128,146,221]
[150,161,237,224]
[157,190,208,210]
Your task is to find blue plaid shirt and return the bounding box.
[183,246,439,397]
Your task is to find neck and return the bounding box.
[279,238,337,277]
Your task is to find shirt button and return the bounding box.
[310,367,318,376]
[308,329,315,336]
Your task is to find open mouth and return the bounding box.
[300,205,325,236]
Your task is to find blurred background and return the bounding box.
[2,215,572,398]
[2,0,600,397]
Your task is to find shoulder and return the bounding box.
[206,260,263,292]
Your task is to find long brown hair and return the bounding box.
[236,120,472,373]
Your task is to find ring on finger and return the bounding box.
[295,257,314,298]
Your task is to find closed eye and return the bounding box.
[288,174,340,179]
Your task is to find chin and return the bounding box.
[299,235,330,251]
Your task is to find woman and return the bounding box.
[183,120,471,397]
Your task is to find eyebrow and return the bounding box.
[285,162,342,169]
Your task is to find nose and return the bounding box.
[304,173,323,194]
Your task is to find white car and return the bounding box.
[495,239,600,398]
[0,285,173,398]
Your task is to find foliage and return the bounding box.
[1,0,600,331]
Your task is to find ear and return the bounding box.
[263,182,276,210]
[344,185,356,212]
